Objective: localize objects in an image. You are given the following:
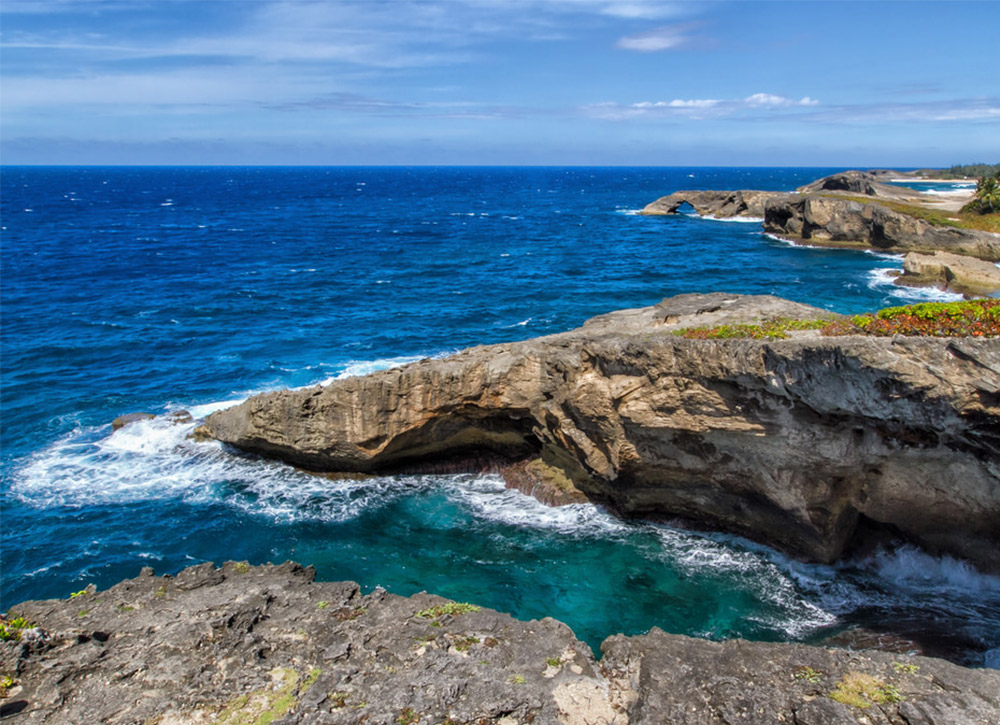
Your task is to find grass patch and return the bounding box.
[453,636,480,652]
[829,671,904,709]
[678,300,999,340]
[546,657,562,668]
[793,666,823,684]
[0,617,32,642]
[817,193,1000,233]
[416,602,481,620]
[677,317,834,340]
[892,661,920,675]
[832,299,1000,337]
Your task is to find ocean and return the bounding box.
[2,166,997,667]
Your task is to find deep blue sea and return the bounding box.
[2,167,997,667]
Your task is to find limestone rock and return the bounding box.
[897,251,1000,297]
[203,293,1000,573]
[3,563,998,724]
[796,170,926,203]
[763,195,1000,261]
[641,189,782,218]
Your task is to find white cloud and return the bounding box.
[744,93,818,107]
[583,92,821,120]
[616,23,696,51]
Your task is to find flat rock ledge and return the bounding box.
[897,251,1000,297]
[3,562,999,724]
[203,293,1000,574]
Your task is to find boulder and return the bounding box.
[3,562,998,724]
[896,251,1000,297]
[111,412,154,431]
[203,293,1000,573]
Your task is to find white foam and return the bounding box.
[863,249,905,261]
[763,232,822,249]
[447,474,629,537]
[701,215,765,223]
[12,412,403,524]
[318,355,428,386]
[865,268,963,302]
[863,545,1000,596]
[504,318,532,328]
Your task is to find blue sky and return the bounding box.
[1,0,998,166]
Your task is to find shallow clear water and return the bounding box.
[3,166,995,666]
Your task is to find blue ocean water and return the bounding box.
[2,167,997,667]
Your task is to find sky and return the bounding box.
[1,0,998,166]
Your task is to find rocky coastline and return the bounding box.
[3,561,998,724]
[201,293,1000,575]
[642,171,1000,296]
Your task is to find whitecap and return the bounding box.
[503,318,532,328]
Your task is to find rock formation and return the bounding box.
[3,562,998,724]
[763,194,1000,262]
[640,170,1000,267]
[640,189,778,218]
[202,293,1000,573]
[795,170,928,203]
[896,251,1000,297]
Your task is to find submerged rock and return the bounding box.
[2,562,998,724]
[203,293,1000,574]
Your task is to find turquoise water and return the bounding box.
[2,166,996,666]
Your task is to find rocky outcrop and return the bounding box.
[3,562,998,724]
[203,293,1000,573]
[640,189,780,218]
[896,251,1000,297]
[641,170,999,261]
[763,194,1000,261]
[796,170,927,203]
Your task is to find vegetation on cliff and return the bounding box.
[820,193,1000,234]
[916,163,1000,179]
[677,299,1000,339]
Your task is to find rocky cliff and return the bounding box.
[202,293,1000,573]
[762,194,1000,262]
[3,562,998,724]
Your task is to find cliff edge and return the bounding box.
[202,293,1000,574]
[3,562,998,724]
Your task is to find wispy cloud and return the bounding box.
[616,22,701,52]
[583,94,1000,125]
[585,93,821,119]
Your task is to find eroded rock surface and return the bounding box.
[763,194,1000,261]
[897,251,1000,297]
[3,563,998,724]
[641,170,1000,262]
[203,293,1000,573]
[641,189,780,218]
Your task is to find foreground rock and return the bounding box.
[203,293,1000,573]
[3,562,998,724]
[896,251,1000,297]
